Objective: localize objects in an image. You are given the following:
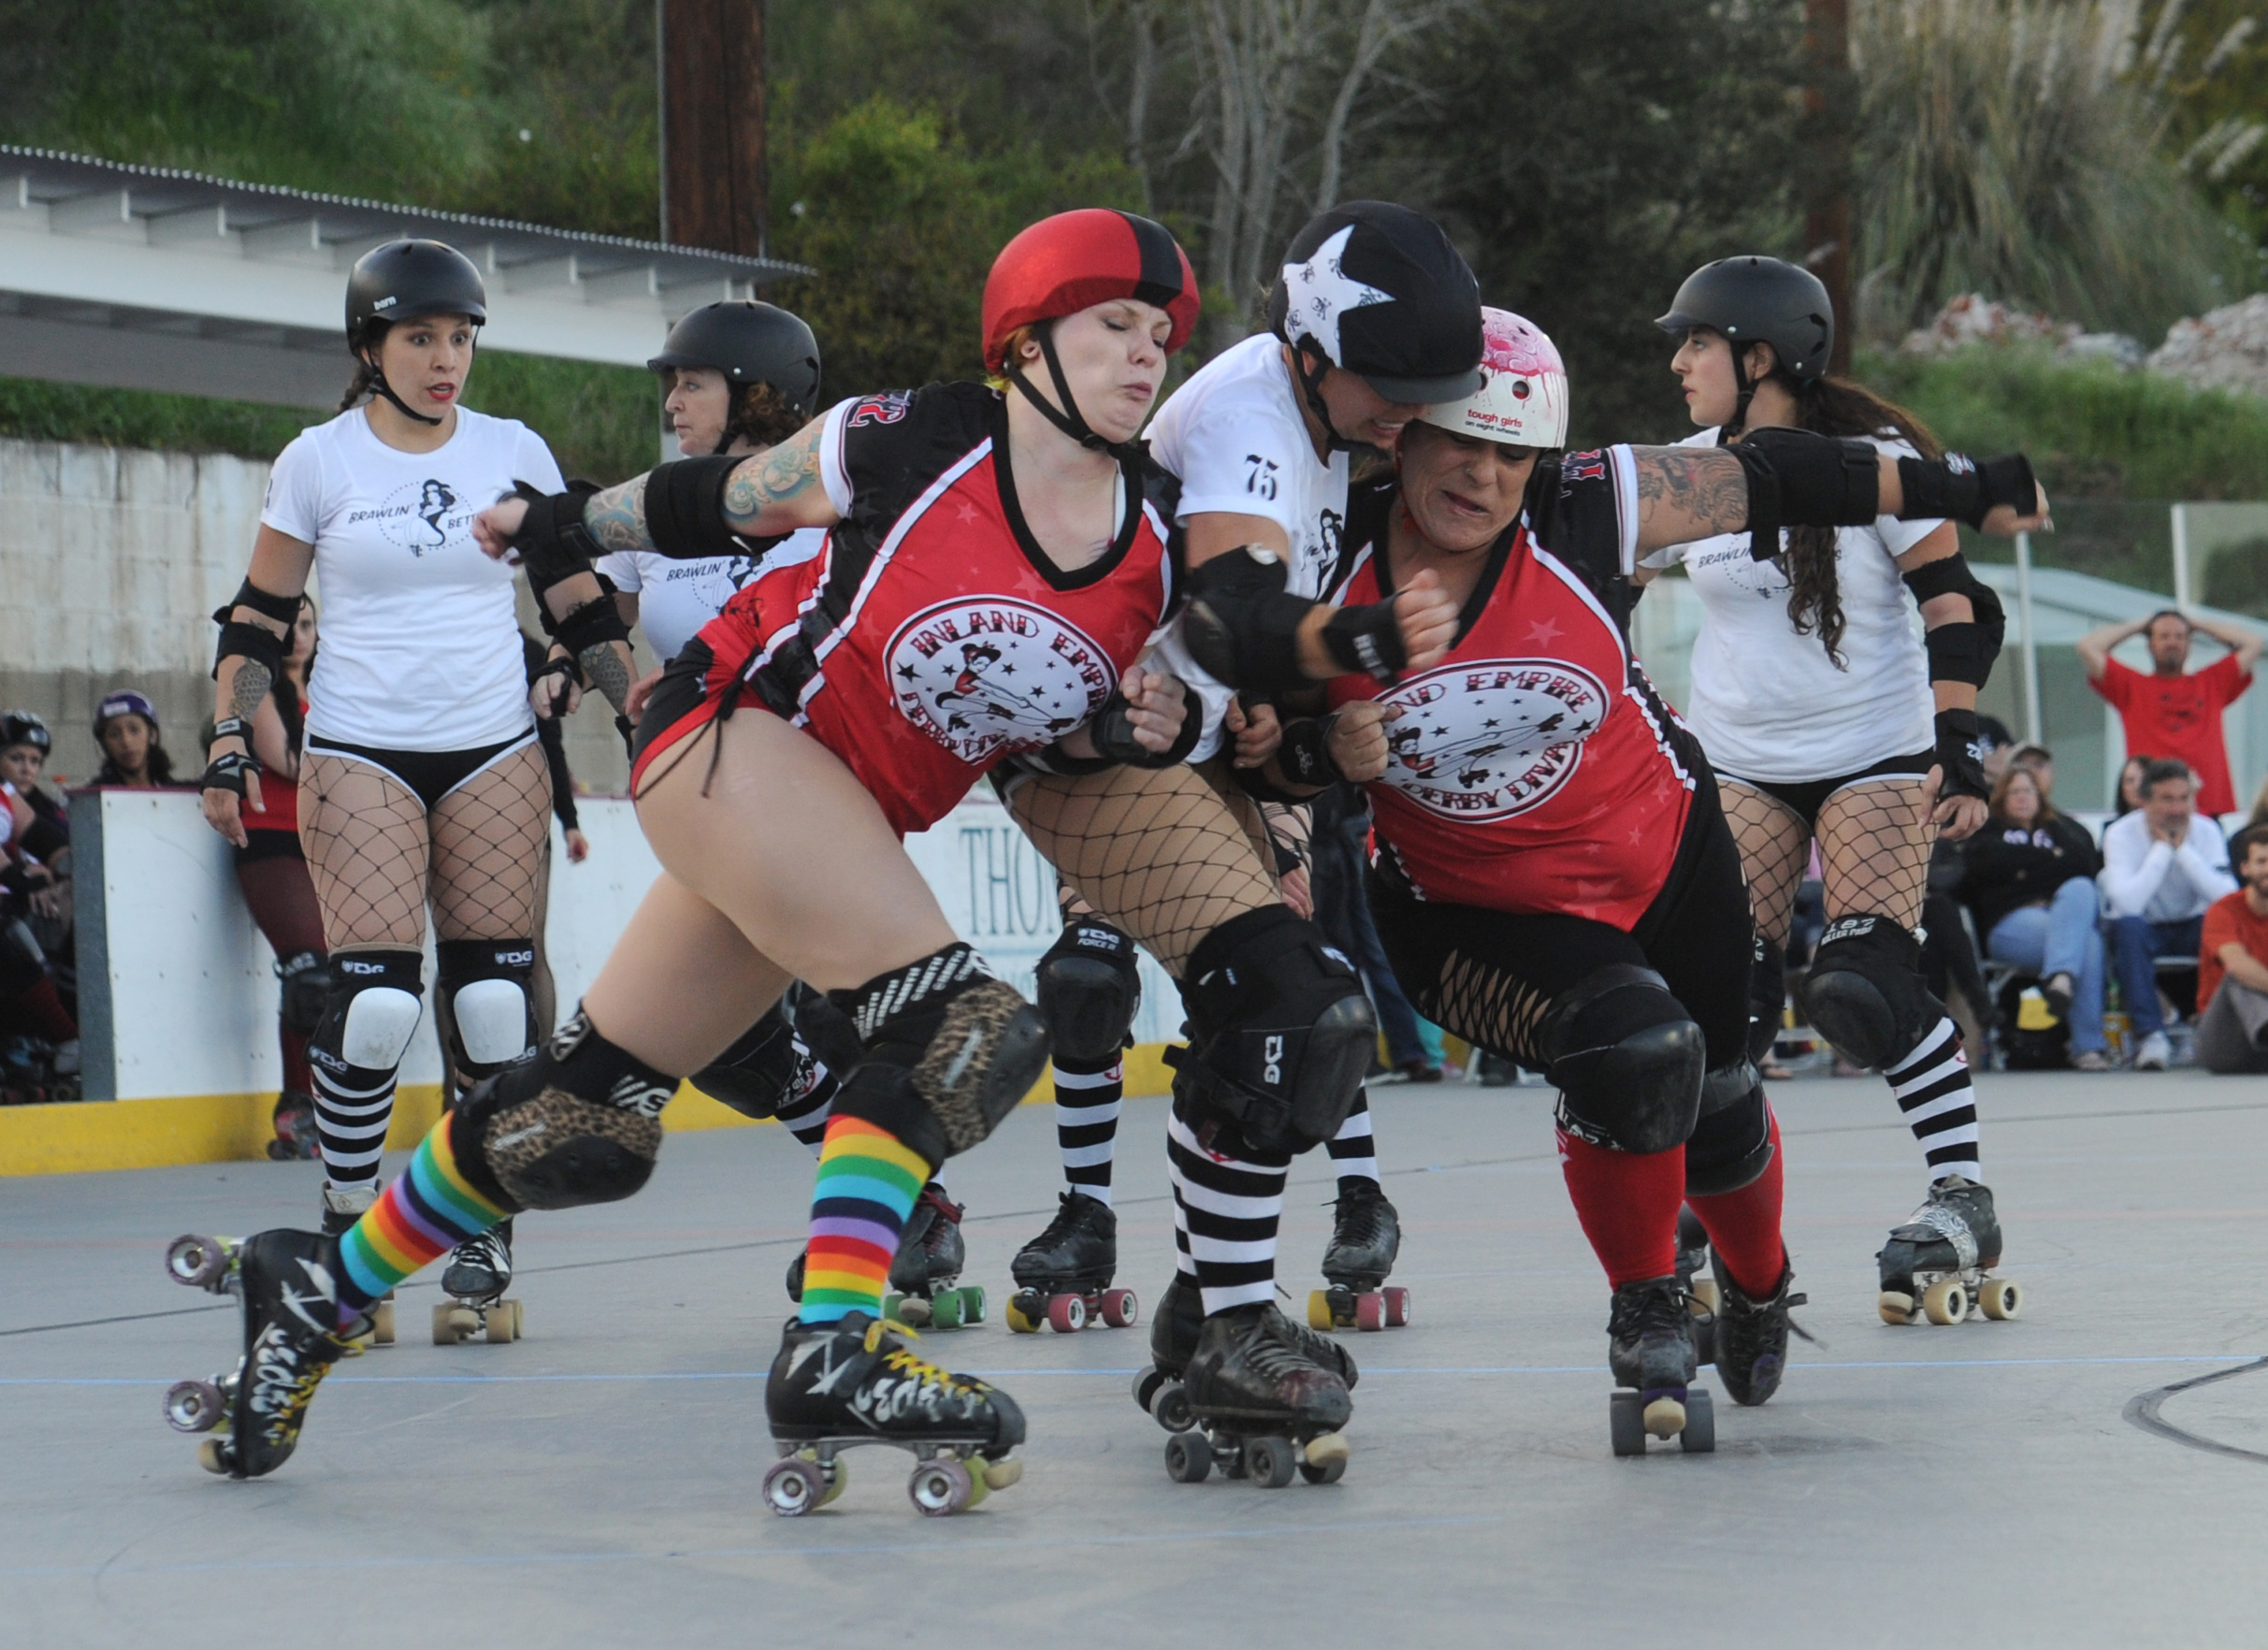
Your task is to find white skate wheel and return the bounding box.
[762,1456,826,1517]
[1922,1278,1969,1325]
[1878,1290,1917,1325]
[1977,1278,2022,1320]
[908,1457,973,1516]
[1641,1395,1686,1439]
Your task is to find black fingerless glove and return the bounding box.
[508,480,603,601]
[1896,453,2038,528]
[1320,601,1408,683]
[200,747,254,798]
[1278,716,1344,789]
[1933,708,1991,803]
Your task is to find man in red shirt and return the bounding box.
[2197,826,2268,1073]
[2079,610,2261,816]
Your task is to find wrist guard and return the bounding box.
[1278,716,1344,789]
[532,653,583,693]
[1933,708,1991,803]
[1045,680,1205,773]
[508,480,603,601]
[1320,601,1408,683]
[200,748,254,798]
[1727,429,1882,561]
[1895,453,2037,528]
[644,455,745,559]
[1182,547,1314,692]
[210,716,250,745]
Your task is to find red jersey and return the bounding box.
[2091,654,2251,817]
[1323,455,1700,930]
[684,383,1177,836]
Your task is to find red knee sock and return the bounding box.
[17,977,75,1044]
[280,1025,314,1095]
[1685,1107,1786,1298]
[1556,1129,1686,1288]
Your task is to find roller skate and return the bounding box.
[267,1092,319,1161]
[1307,1181,1410,1333]
[161,1228,369,1477]
[1006,1192,1136,1333]
[1148,1302,1353,1488]
[1674,1205,1718,1364]
[1607,1276,1714,1456]
[318,1184,393,1345]
[880,1183,985,1330]
[434,1221,521,1345]
[759,1310,1024,1517]
[786,1251,805,1303]
[1710,1252,1813,1406]
[1876,1175,2022,1325]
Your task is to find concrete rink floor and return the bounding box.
[6,1071,2268,1648]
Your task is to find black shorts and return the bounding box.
[1722,748,1935,832]
[306,732,534,812]
[1368,785,1755,1073]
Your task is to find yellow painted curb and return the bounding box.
[0,1048,1177,1176]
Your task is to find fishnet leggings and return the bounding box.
[1008,758,1278,978]
[1718,775,1934,944]
[299,741,553,951]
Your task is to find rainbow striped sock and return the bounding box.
[336,1112,507,1314]
[800,1114,929,1325]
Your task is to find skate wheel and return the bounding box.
[1307,1290,1336,1332]
[1133,1364,1165,1412]
[1244,1435,1298,1489]
[930,1291,965,1331]
[1299,1431,1350,1484]
[1354,1292,1388,1332]
[1046,1293,1086,1333]
[1679,1388,1716,1454]
[1878,1290,1917,1326]
[165,1235,231,1290]
[1006,1294,1042,1335]
[484,1299,518,1344]
[196,1437,231,1476]
[371,1299,396,1346]
[1690,1279,1721,1315]
[1163,1432,1212,1484]
[1978,1277,2022,1321]
[961,1285,987,1324]
[431,1305,457,1344]
[164,1379,224,1434]
[908,1457,974,1516]
[1382,1285,1411,1328]
[1151,1380,1195,1434]
[762,1456,828,1517]
[979,1457,1021,1493]
[1922,1277,1970,1326]
[817,1457,848,1507]
[1100,1288,1138,1329]
[1642,1394,1686,1440]
[1610,1392,1646,1457]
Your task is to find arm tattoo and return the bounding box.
[578,642,634,718]
[224,660,273,731]
[722,428,825,532]
[582,476,653,555]
[1631,448,1749,540]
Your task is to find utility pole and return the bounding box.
[657,0,767,256]
[1803,0,1853,374]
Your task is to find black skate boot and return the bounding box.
[1309,1181,1409,1332]
[162,1228,369,1478]
[1711,1252,1813,1406]
[1876,1175,2021,1325]
[1007,1193,1136,1333]
[1674,1205,1718,1365]
[759,1311,1024,1517]
[1607,1276,1713,1455]
[883,1184,984,1329]
[435,1221,521,1345]
[786,1250,805,1303]
[1135,1273,1357,1438]
[1162,1303,1354,1487]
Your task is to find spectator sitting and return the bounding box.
[2079,610,2261,817]
[2,711,75,1018]
[2006,742,2053,790]
[94,691,176,788]
[2100,758,2237,1069]
[2194,825,2268,1073]
[1960,765,2109,1071]
[2113,754,2151,822]
[2243,772,2268,831]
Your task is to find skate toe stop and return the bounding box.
[1302,1431,1351,1469]
[1641,1396,1687,1439]
[981,1457,1022,1492]
[1877,1290,1916,1325]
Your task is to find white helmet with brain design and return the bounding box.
[1414,306,1567,449]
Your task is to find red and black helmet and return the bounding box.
[983,210,1199,371]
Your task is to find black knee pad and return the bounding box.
[437,938,537,1081]
[452,1008,674,1211]
[1684,1063,1772,1195]
[1166,905,1376,1156]
[1800,914,1940,1069]
[690,1001,803,1120]
[826,944,1050,1165]
[308,949,426,1085]
[784,979,861,1077]
[274,949,329,1035]
[1541,964,1705,1155]
[1748,933,1784,1067]
[1036,918,1143,1064]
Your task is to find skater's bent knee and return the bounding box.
[1543,965,1704,1154]
[1799,914,1938,1068]
[1684,1077,1772,1194]
[452,1008,675,1211]
[437,939,537,1078]
[311,950,426,1078]
[1035,919,1143,1064]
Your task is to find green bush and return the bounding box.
[0,378,310,460]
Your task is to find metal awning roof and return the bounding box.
[0,148,807,409]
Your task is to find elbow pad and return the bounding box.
[211,617,285,681]
[1905,554,2004,685]
[1182,547,1315,692]
[227,578,301,626]
[1923,621,1986,688]
[552,587,632,656]
[1895,452,2037,528]
[507,480,603,601]
[643,455,745,559]
[1729,429,1882,560]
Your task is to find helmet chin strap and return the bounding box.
[1290,340,1361,455]
[364,348,444,428]
[1004,323,1146,466]
[1720,339,1758,441]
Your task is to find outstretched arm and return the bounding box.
[580,418,839,555]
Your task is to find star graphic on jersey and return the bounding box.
[1280,225,1392,360]
[1524,616,1565,646]
[1628,825,1649,845]
[898,663,917,681]
[953,498,983,526]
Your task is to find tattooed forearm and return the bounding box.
[579,642,634,717]
[1630,448,1752,546]
[721,425,826,533]
[224,659,273,731]
[582,477,653,555]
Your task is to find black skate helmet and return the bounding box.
[1655,256,1833,437]
[1265,202,1483,446]
[0,711,50,755]
[648,300,823,454]
[344,239,488,427]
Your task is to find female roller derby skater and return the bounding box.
[198,240,605,1316]
[171,212,1197,1516]
[1650,256,2026,1328]
[1185,305,2046,1452]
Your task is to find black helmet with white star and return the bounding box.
[1265,202,1483,405]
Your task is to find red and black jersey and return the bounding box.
[1322,449,1702,930]
[658,382,1178,836]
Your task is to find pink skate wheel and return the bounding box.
[1354,1293,1387,1332]
[1382,1286,1411,1327]
[1047,1293,1087,1333]
[1100,1288,1138,1329]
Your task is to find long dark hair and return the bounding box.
[1766,374,1943,668]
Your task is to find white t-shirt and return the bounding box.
[1642,429,1942,785]
[262,406,562,751]
[2099,808,2236,922]
[1143,333,1349,760]
[598,529,826,665]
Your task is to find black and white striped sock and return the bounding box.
[311,1064,398,1191]
[1052,1049,1122,1207]
[773,1035,836,1160]
[1323,1087,1380,1193]
[1885,1016,1981,1182]
[1167,1105,1287,1315]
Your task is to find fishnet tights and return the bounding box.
[300,742,552,950]
[1423,949,1553,1066]
[1009,759,1278,979]
[1719,775,1933,945]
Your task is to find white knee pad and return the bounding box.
[454,978,533,1067]
[339,986,426,1069]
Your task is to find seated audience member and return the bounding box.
[94,691,176,788]
[2007,742,2053,789]
[0,712,74,1014]
[2113,754,2150,822]
[2245,772,2268,831]
[1961,765,2108,1070]
[2196,826,2268,1074]
[2100,758,2237,1069]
